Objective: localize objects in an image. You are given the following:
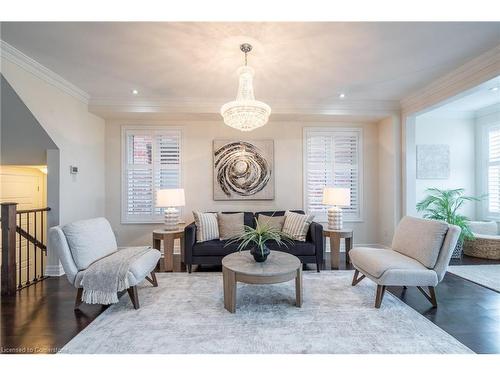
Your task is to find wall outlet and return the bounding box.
[70,166,78,174]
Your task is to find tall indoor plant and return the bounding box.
[416,188,483,257]
[227,220,294,262]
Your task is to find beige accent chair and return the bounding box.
[350,216,461,308]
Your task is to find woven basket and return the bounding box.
[463,237,500,260]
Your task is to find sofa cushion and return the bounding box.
[217,212,245,240]
[350,247,429,278]
[193,212,219,242]
[62,217,117,271]
[255,210,305,218]
[257,214,285,231]
[282,211,314,241]
[265,240,316,256]
[220,211,255,228]
[192,240,247,257]
[391,216,448,268]
[468,221,498,236]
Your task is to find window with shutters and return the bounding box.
[303,128,363,222]
[487,125,500,217]
[121,127,182,223]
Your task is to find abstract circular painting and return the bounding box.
[213,140,274,200]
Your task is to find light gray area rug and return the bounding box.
[449,265,500,293]
[60,272,472,354]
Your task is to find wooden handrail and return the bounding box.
[16,226,47,252]
[16,207,51,214]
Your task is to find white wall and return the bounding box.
[377,115,401,246]
[106,119,381,248]
[414,114,476,219]
[0,58,106,274]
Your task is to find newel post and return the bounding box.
[1,202,17,296]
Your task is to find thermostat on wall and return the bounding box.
[70,166,79,174]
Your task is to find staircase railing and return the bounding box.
[1,202,51,296]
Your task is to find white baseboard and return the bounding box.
[45,264,65,277]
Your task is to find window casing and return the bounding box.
[303,127,363,222]
[121,127,182,223]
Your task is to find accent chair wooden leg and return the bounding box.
[127,286,140,309]
[145,271,158,287]
[417,286,438,307]
[375,285,386,308]
[351,269,366,286]
[74,288,83,311]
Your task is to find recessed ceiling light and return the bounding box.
[489,87,499,92]
[339,93,346,99]
[131,89,139,95]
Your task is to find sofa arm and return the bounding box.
[308,221,324,260]
[184,222,197,265]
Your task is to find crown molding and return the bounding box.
[88,96,400,119]
[475,102,500,118]
[400,44,500,116]
[0,40,90,104]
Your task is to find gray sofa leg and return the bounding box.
[375,285,386,308]
[187,264,192,273]
[145,271,158,287]
[74,288,83,311]
[127,286,140,309]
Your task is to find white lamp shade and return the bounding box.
[322,187,350,207]
[156,188,185,207]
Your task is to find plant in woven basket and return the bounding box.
[226,219,294,262]
[416,188,484,243]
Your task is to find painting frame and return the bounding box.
[213,139,275,201]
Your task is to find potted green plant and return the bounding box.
[416,188,483,257]
[226,220,294,262]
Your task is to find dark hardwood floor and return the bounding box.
[1,253,499,354]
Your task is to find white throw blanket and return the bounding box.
[81,246,152,305]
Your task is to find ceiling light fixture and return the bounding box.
[220,43,271,132]
[132,89,139,95]
[339,93,346,99]
[489,87,499,92]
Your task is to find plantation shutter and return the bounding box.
[123,128,181,223]
[304,129,362,222]
[488,126,500,215]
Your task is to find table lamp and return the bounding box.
[156,188,185,231]
[322,187,351,230]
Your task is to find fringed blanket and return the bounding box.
[81,246,152,305]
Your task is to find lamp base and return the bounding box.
[164,207,180,231]
[327,206,343,230]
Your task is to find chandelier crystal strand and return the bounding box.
[221,44,271,132]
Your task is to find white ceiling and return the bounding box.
[1,22,499,109]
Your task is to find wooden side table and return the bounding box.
[323,228,353,270]
[153,228,184,272]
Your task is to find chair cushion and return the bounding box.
[62,217,117,271]
[73,247,160,287]
[217,212,245,240]
[391,216,448,268]
[350,247,429,278]
[350,247,438,286]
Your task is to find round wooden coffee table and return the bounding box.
[221,251,302,313]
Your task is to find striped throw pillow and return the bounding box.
[282,211,314,242]
[193,212,219,242]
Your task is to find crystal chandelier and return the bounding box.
[221,43,271,131]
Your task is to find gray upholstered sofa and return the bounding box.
[349,216,461,308]
[49,217,160,310]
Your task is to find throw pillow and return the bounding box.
[193,212,219,242]
[282,211,314,242]
[218,212,245,240]
[257,214,285,231]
